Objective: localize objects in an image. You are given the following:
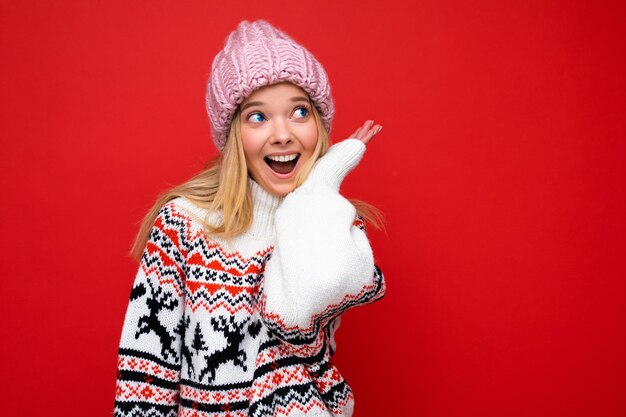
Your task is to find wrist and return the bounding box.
[304,139,366,191]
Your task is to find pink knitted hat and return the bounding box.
[206,20,334,151]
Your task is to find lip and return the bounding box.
[263,152,302,179]
[265,150,301,157]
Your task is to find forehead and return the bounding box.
[241,82,309,104]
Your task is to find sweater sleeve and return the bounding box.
[114,202,189,417]
[260,139,386,357]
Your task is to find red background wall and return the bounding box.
[1,1,625,416]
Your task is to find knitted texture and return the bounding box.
[262,140,375,337]
[114,142,386,417]
[206,20,334,151]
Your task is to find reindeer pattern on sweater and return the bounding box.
[114,140,386,417]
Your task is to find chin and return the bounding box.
[267,183,295,197]
[251,163,305,197]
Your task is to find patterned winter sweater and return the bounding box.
[114,139,386,417]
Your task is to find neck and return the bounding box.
[247,178,282,238]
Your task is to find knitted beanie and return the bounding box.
[206,20,334,151]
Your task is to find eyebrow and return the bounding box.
[240,96,310,112]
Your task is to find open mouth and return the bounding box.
[264,153,300,175]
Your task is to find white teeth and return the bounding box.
[266,153,298,162]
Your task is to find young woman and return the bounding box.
[114,20,386,417]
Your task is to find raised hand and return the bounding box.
[267,120,382,337]
[302,120,383,191]
[349,120,383,145]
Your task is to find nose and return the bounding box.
[270,119,293,145]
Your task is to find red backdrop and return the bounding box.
[1,1,625,416]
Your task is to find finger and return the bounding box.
[357,120,374,138]
[361,124,382,145]
[349,127,361,138]
[361,120,375,138]
[352,120,374,140]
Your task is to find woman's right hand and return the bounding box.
[301,120,383,191]
[349,119,383,146]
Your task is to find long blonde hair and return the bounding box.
[130,103,383,261]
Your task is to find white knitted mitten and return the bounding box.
[262,139,376,342]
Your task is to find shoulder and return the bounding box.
[148,198,212,248]
[152,198,197,228]
[168,197,207,222]
[155,197,227,245]
[160,197,221,229]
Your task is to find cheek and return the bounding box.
[241,131,264,162]
[300,124,319,154]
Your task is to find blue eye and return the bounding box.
[248,112,265,123]
[293,107,309,118]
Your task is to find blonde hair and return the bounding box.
[130,103,383,261]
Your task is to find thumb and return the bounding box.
[304,139,366,191]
